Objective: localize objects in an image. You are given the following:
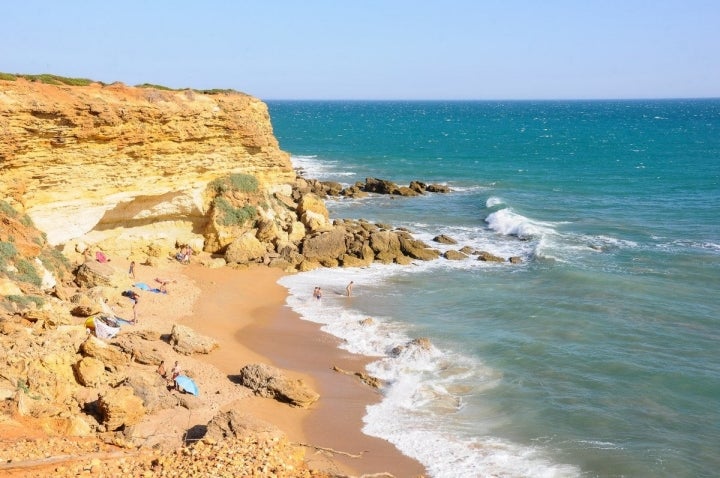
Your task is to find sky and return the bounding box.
[2,0,719,100]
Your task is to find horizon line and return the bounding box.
[262,96,720,102]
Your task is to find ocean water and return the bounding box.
[266,100,720,478]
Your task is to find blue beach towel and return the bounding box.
[115,317,135,326]
[134,282,165,294]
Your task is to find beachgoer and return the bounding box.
[313,286,322,300]
[346,281,354,297]
[95,250,109,263]
[122,290,140,322]
[157,360,167,378]
[175,246,193,264]
[154,277,175,293]
[171,361,182,380]
[128,261,136,279]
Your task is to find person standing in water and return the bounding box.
[346,281,354,297]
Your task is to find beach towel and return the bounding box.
[134,282,165,294]
[95,251,109,263]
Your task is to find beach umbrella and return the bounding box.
[174,375,199,396]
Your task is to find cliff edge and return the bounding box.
[0,78,293,248]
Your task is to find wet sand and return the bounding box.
[180,263,426,477]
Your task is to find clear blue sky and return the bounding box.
[2,1,718,100]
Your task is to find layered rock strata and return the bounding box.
[0,78,293,247]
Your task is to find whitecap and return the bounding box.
[279,265,581,477]
[486,196,504,208]
[290,154,355,180]
[485,208,555,239]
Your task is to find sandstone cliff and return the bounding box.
[0,78,294,249]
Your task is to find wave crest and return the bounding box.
[485,208,554,239]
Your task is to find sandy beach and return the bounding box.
[130,259,426,477]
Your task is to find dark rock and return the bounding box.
[443,250,468,260]
[426,183,451,193]
[478,251,505,263]
[433,234,458,245]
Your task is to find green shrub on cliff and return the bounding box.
[229,173,259,192]
[23,74,95,86]
[135,84,239,95]
[0,241,18,270]
[0,72,98,85]
[137,83,174,91]
[7,294,44,309]
[210,173,259,194]
[0,200,19,218]
[198,88,239,95]
[214,197,258,227]
[39,248,71,277]
[12,259,42,287]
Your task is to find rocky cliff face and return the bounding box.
[0,78,293,249]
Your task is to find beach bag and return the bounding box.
[93,315,120,339]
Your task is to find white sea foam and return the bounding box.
[486,196,505,208]
[533,230,642,265]
[574,440,624,451]
[656,238,720,253]
[278,265,581,477]
[290,154,355,180]
[485,208,555,239]
[448,184,490,193]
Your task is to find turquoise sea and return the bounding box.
[266,100,720,477]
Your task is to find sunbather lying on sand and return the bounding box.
[154,278,176,293]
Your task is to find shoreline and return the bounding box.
[0,257,426,476]
[178,263,427,477]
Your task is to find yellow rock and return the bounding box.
[0,78,294,250]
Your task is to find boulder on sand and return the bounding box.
[170,324,219,355]
[238,363,319,408]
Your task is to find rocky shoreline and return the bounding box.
[0,197,431,476]
[0,80,524,477]
[213,173,522,271]
[0,168,522,476]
